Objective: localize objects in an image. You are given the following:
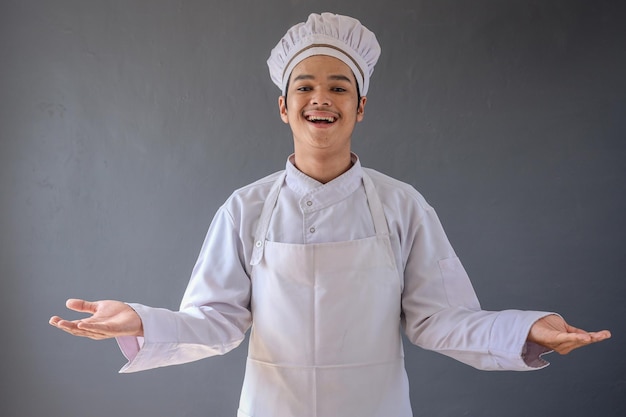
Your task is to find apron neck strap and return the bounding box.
[361,170,390,236]
[250,170,389,266]
[251,171,286,265]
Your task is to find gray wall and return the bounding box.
[1,1,624,416]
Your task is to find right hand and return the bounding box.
[49,299,144,340]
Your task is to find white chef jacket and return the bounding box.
[116,154,552,373]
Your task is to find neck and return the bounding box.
[292,149,353,184]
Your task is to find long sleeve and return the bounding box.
[398,200,552,370]
[116,204,254,373]
[113,159,555,374]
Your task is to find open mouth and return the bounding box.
[305,115,336,124]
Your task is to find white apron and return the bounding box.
[238,171,413,417]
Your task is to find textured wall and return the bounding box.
[1,1,624,416]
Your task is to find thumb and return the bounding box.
[66,298,98,314]
[563,322,589,335]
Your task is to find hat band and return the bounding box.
[282,43,365,85]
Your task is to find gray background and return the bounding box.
[1,0,624,416]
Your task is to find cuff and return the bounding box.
[522,341,553,368]
[489,310,555,370]
[115,303,153,373]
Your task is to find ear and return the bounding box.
[278,96,289,124]
[356,96,367,122]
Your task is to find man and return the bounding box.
[50,13,610,417]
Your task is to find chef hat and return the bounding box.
[267,12,381,96]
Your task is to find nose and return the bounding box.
[310,89,331,106]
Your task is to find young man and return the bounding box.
[50,13,610,417]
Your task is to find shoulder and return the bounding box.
[220,170,284,219]
[230,170,283,200]
[363,167,433,214]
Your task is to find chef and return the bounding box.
[50,12,611,417]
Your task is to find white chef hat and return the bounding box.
[267,12,381,96]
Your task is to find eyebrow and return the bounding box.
[292,74,354,83]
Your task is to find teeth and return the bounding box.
[307,116,335,123]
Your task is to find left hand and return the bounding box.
[527,314,611,355]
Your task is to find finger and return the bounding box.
[564,324,589,335]
[76,320,113,334]
[49,316,62,326]
[589,330,612,341]
[557,331,612,354]
[553,330,591,343]
[77,319,136,337]
[52,318,84,332]
[66,298,98,314]
[52,318,110,339]
[564,328,611,344]
[554,340,588,355]
[65,327,110,340]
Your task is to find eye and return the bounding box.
[332,87,347,93]
[296,86,312,92]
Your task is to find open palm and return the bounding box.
[49,299,143,340]
[528,314,611,355]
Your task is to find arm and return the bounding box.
[399,202,610,370]
[115,204,254,372]
[50,202,254,373]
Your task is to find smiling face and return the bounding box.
[279,55,367,159]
